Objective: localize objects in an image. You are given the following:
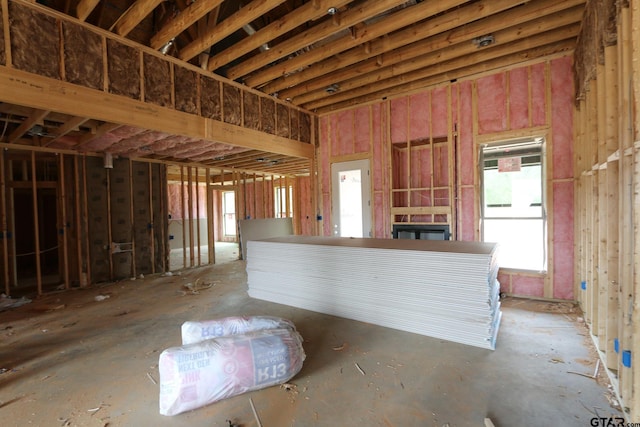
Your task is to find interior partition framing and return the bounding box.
[0,146,168,295]
[573,0,640,420]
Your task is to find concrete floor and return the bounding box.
[169,242,240,271]
[0,260,623,426]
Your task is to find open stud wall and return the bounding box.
[573,0,640,419]
[318,55,575,301]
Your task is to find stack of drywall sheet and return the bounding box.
[247,236,501,350]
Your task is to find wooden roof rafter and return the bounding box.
[298,9,584,108]
[179,0,290,63]
[226,0,409,81]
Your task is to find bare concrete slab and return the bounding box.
[0,261,622,426]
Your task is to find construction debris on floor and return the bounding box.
[247,236,502,349]
[0,261,623,426]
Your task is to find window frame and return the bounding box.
[479,138,547,272]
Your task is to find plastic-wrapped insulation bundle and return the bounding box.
[181,315,296,345]
[159,327,305,416]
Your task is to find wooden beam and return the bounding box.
[313,41,574,114]
[74,123,123,149]
[0,67,314,159]
[206,0,353,71]
[0,149,8,296]
[114,0,164,38]
[197,5,221,68]
[244,0,470,88]
[129,159,136,278]
[30,151,42,294]
[149,162,155,274]
[301,21,581,108]
[82,155,91,285]
[197,168,202,265]
[159,164,167,272]
[1,0,11,67]
[106,167,113,280]
[276,0,585,99]
[76,0,100,22]
[73,156,83,287]
[150,0,225,50]
[206,167,214,264]
[188,166,194,267]
[226,0,408,80]
[7,109,50,143]
[179,0,289,62]
[59,153,69,289]
[43,116,91,146]
[629,0,640,418]
[180,165,186,269]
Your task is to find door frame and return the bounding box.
[331,159,372,238]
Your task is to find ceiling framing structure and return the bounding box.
[0,0,586,175]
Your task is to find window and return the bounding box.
[274,186,294,218]
[222,191,236,236]
[481,139,546,271]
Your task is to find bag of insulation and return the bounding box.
[159,328,305,416]
[181,315,295,345]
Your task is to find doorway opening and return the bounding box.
[331,159,371,238]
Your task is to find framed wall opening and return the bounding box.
[480,138,546,271]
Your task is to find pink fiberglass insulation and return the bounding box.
[392,148,408,190]
[393,191,408,210]
[109,130,171,154]
[81,125,145,152]
[457,81,474,186]
[148,135,192,152]
[253,180,264,219]
[47,135,79,149]
[410,147,431,189]
[197,185,207,218]
[354,106,370,153]
[334,109,354,156]
[166,139,211,156]
[552,181,574,242]
[434,144,449,187]
[460,186,475,242]
[551,56,574,180]
[409,92,430,141]
[297,176,314,235]
[374,192,384,238]
[531,62,547,127]
[150,137,198,156]
[434,188,449,207]
[553,180,574,299]
[245,183,254,219]
[189,146,249,162]
[322,192,331,236]
[411,190,430,207]
[497,271,511,294]
[110,125,146,138]
[509,67,530,130]
[390,97,408,144]
[510,275,544,298]
[319,117,330,182]
[81,132,121,152]
[167,183,184,220]
[328,114,339,157]
[372,104,385,192]
[477,73,507,134]
[431,87,448,138]
[553,240,574,300]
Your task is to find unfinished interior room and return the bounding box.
[0,0,638,425]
